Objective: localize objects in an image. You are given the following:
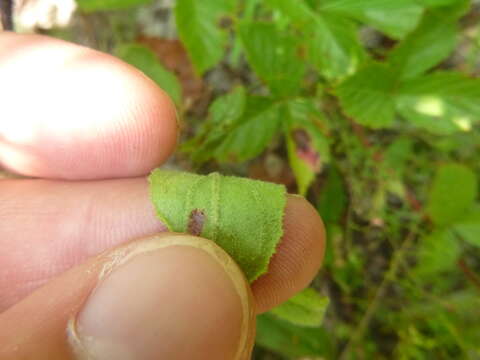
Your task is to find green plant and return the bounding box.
[48,0,480,358]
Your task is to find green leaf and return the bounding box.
[336,63,398,128]
[453,204,480,247]
[115,44,182,105]
[388,10,458,79]
[77,0,151,12]
[415,229,460,276]
[320,0,423,39]
[185,87,247,164]
[214,100,283,163]
[267,0,365,80]
[256,313,332,358]
[397,72,480,134]
[417,0,461,6]
[270,288,330,327]
[307,13,366,81]
[175,0,236,75]
[284,99,330,195]
[317,166,347,224]
[238,22,305,96]
[149,170,287,282]
[426,163,477,227]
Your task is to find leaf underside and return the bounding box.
[149,170,287,282]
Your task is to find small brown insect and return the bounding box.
[187,209,206,237]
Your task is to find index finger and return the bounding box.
[0,32,177,180]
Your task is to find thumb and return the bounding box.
[0,234,255,360]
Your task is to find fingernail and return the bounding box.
[69,234,255,360]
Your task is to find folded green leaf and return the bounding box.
[175,0,236,75]
[116,44,182,105]
[238,22,305,96]
[149,170,287,282]
[426,163,477,227]
[270,288,330,327]
[284,99,330,195]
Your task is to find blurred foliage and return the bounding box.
[44,0,480,358]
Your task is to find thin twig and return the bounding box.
[338,227,418,360]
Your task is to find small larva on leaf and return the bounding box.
[187,209,206,236]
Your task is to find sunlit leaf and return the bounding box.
[149,170,286,281]
[397,72,480,134]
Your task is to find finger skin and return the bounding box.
[0,32,177,180]
[0,178,325,314]
[0,234,253,360]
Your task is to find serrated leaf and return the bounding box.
[256,313,332,358]
[317,166,347,224]
[149,170,286,282]
[175,0,235,75]
[320,0,423,39]
[336,63,398,128]
[270,288,330,327]
[397,72,480,134]
[416,229,460,276]
[307,13,366,81]
[267,0,365,80]
[77,0,151,12]
[116,44,182,105]
[453,204,480,247]
[426,164,477,226]
[185,87,247,164]
[214,101,283,162]
[284,99,330,195]
[388,10,458,79]
[238,22,305,96]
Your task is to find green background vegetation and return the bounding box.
[44,0,480,358]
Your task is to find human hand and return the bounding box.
[0,33,325,360]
